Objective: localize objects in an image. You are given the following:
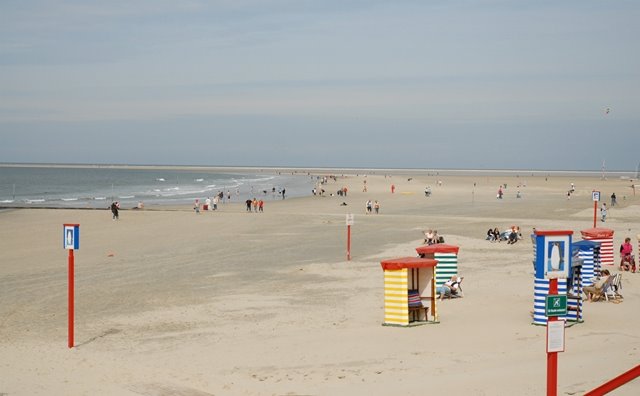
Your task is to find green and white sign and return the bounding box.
[545,295,567,317]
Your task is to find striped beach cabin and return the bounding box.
[533,278,569,325]
[572,240,601,287]
[581,228,614,267]
[381,257,438,326]
[532,230,573,326]
[415,244,459,288]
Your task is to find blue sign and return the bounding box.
[63,224,80,250]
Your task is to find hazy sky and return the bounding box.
[1,1,639,170]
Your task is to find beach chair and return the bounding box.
[603,273,623,301]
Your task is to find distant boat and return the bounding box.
[156,178,166,182]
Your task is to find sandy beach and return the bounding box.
[1,171,639,395]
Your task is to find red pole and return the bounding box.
[593,201,597,228]
[347,225,351,261]
[547,278,558,396]
[68,249,74,348]
[584,364,640,396]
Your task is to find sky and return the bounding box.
[1,0,639,170]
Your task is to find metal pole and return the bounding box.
[547,278,558,396]
[593,201,597,228]
[68,249,75,348]
[347,225,351,261]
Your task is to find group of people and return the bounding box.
[245,198,265,212]
[365,200,380,214]
[486,226,521,244]
[423,229,443,245]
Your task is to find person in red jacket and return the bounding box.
[620,237,636,272]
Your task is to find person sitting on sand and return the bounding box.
[437,276,463,300]
[507,226,521,244]
[424,229,435,244]
[492,227,501,242]
[583,269,610,302]
[486,228,496,242]
[432,230,442,244]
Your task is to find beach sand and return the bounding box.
[1,172,639,395]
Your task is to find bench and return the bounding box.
[409,305,430,322]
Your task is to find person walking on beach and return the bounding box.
[282,188,286,200]
[365,200,372,214]
[245,199,252,212]
[600,202,608,222]
[374,200,380,214]
[611,192,617,207]
[110,201,119,220]
[258,199,264,212]
[193,199,200,214]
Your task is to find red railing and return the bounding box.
[584,364,640,395]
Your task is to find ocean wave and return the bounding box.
[0,199,14,203]
[26,199,45,203]
[62,198,78,201]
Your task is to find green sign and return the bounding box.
[545,295,567,317]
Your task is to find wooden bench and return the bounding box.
[409,305,430,322]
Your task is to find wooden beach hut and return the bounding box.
[581,228,614,267]
[415,244,459,288]
[532,230,573,326]
[380,257,439,326]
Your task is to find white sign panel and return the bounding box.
[64,226,75,250]
[547,320,565,353]
[544,235,570,279]
[63,224,79,250]
[346,214,355,226]
[592,191,600,202]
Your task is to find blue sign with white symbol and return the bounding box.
[63,224,80,250]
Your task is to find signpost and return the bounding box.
[545,280,569,395]
[545,295,568,317]
[346,214,354,261]
[63,224,79,348]
[592,191,600,228]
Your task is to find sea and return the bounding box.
[1,164,636,209]
[0,165,317,209]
